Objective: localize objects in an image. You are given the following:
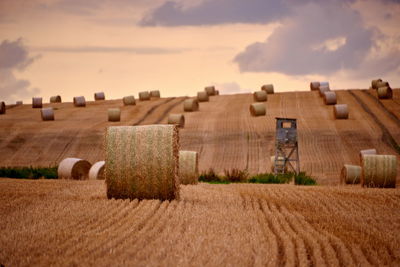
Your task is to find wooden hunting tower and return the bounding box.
[274,118,300,174]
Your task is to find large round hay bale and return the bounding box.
[253,90,268,102]
[179,150,198,185]
[16,101,23,105]
[123,95,136,105]
[377,86,393,99]
[323,91,337,105]
[94,92,105,101]
[89,161,105,180]
[359,149,377,164]
[376,81,389,88]
[168,114,185,128]
[139,91,151,101]
[73,96,86,107]
[310,82,320,91]
[261,84,274,94]
[340,164,361,184]
[108,108,121,122]
[319,85,330,97]
[58,158,91,180]
[50,95,62,103]
[41,107,54,121]
[250,103,266,116]
[105,125,180,200]
[371,79,382,89]
[334,104,349,119]
[197,91,209,102]
[361,155,397,188]
[150,90,161,98]
[205,86,216,96]
[0,101,5,114]
[270,156,287,172]
[32,97,43,108]
[183,99,199,112]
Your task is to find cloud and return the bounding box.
[214,82,251,94]
[30,45,188,54]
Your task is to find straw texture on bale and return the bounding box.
[250,103,266,116]
[41,107,55,121]
[179,150,199,185]
[89,161,105,180]
[359,149,377,164]
[371,79,382,89]
[205,86,216,96]
[376,81,389,89]
[323,91,337,105]
[310,81,320,91]
[50,95,61,103]
[73,96,86,107]
[150,90,161,98]
[32,97,43,108]
[340,164,361,184]
[319,85,330,97]
[270,156,287,172]
[108,108,121,122]
[94,92,105,101]
[197,91,209,102]
[261,84,274,94]
[361,155,397,188]
[139,91,150,101]
[377,86,393,99]
[168,114,185,128]
[183,99,199,112]
[123,95,136,105]
[253,90,268,102]
[105,125,180,200]
[16,101,23,105]
[58,158,91,180]
[0,101,5,114]
[334,104,349,119]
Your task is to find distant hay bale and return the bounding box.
[94,92,105,101]
[73,96,86,107]
[320,81,330,88]
[323,91,337,105]
[183,99,199,112]
[150,90,161,98]
[371,79,382,89]
[41,107,55,121]
[16,101,23,105]
[108,108,121,122]
[249,103,266,116]
[123,95,136,105]
[340,164,361,184]
[179,150,199,185]
[215,90,220,95]
[139,91,151,101]
[361,155,397,188]
[377,86,393,99]
[319,85,330,97]
[58,158,91,180]
[50,95,62,103]
[32,97,43,108]
[359,149,377,164]
[270,156,287,172]
[205,86,216,96]
[0,101,5,114]
[310,81,320,91]
[334,104,349,119]
[253,90,268,102]
[105,125,180,200]
[376,81,389,88]
[168,114,185,128]
[89,161,105,180]
[197,91,209,102]
[261,84,274,94]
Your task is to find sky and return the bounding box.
[1,0,400,103]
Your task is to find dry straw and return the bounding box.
[41,107,55,121]
[168,113,185,128]
[105,125,180,200]
[361,155,397,188]
[179,150,199,185]
[73,96,86,107]
[205,86,216,96]
[253,90,268,102]
[359,148,376,164]
[32,97,43,108]
[323,91,337,105]
[58,158,91,180]
[319,85,330,97]
[310,81,320,91]
[50,95,62,103]
[108,108,121,122]
[340,164,361,184]
[123,95,136,105]
[250,103,266,116]
[334,104,349,119]
[261,84,274,94]
[89,161,105,180]
[270,156,287,172]
[0,101,5,115]
[371,79,382,89]
[183,98,199,112]
[377,86,393,99]
[139,91,151,101]
[197,91,209,102]
[150,90,161,98]
[94,92,105,101]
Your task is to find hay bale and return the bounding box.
[123,95,136,105]
[94,92,105,101]
[183,99,199,112]
[270,156,287,172]
[0,101,5,114]
[89,161,105,180]
[58,158,91,180]
[362,155,397,188]
[320,81,330,88]
[50,95,62,103]
[139,91,151,101]
[371,79,382,89]
[73,96,86,107]
[105,125,180,200]
[205,86,216,96]
[310,81,320,91]
[250,103,266,116]
[41,107,55,121]
[215,90,220,95]
[359,149,377,164]
[340,164,361,184]
[179,150,198,185]
[323,91,337,105]
[319,85,330,97]
[334,104,349,119]
[150,90,161,98]
[168,113,185,128]
[377,86,393,99]
[108,108,121,122]
[16,101,23,105]
[253,90,268,102]
[197,91,209,102]
[376,81,389,88]
[261,84,274,94]
[32,97,43,108]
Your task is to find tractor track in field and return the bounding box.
[153,96,188,124]
[133,97,176,126]
[362,89,400,126]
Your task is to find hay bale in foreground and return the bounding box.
[334,104,348,119]
[377,86,393,99]
[253,90,268,102]
[340,164,361,184]
[41,107,55,121]
[73,96,86,107]
[139,91,151,101]
[323,91,337,105]
[108,108,121,122]
[94,92,105,101]
[362,155,397,188]
[319,85,330,97]
[205,86,216,96]
[50,95,62,103]
[359,149,377,164]
[105,125,180,200]
[250,103,266,116]
[0,101,5,114]
[150,90,161,98]
[123,95,136,105]
[179,150,199,185]
[168,114,185,128]
[197,91,209,102]
[310,82,320,91]
[58,158,91,180]
[261,84,274,94]
[371,79,382,89]
[32,97,43,108]
[183,99,199,112]
[89,161,105,180]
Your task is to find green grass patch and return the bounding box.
[0,166,58,179]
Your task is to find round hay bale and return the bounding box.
[249,103,266,116]
[323,91,337,105]
[319,85,330,97]
[205,86,216,96]
[0,101,5,114]
[362,155,397,188]
[16,101,23,105]
[197,91,209,102]
[94,92,105,101]
[340,164,361,184]
[359,149,377,164]
[253,90,268,102]
[334,104,349,119]
[183,99,199,112]
[73,96,86,107]
[105,125,180,200]
[50,95,62,103]
[310,81,320,91]
[270,156,287,172]
[376,81,389,88]
[58,158,91,180]
[179,150,198,185]
[168,113,185,128]
[89,161,105,180]
[261,84,274,94]
[139,91,151,101]
[320,81,330,88]
[150,90,161,98]
[41,107,54,121]
[215,90,220,95]
[32,97,43,108]
[377,86,393,99]
[123,95,136,105]
[371,79,382,89]
[108,108,121,122]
